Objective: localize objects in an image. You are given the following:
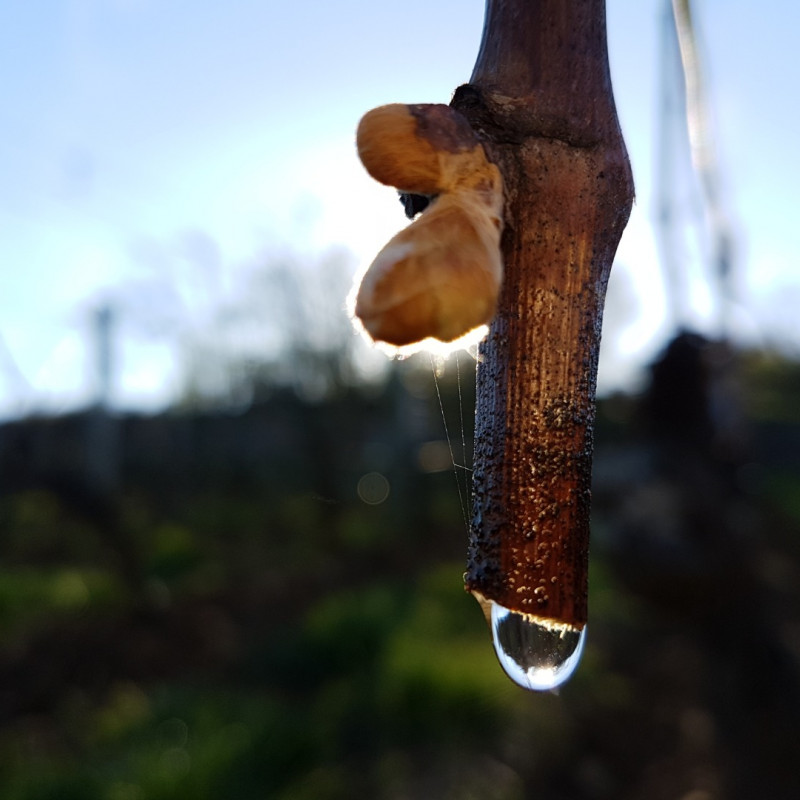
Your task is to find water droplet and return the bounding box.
[490,601,586,691]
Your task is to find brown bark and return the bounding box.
[455,0,634,628]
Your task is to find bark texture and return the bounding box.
[456,0,634,628]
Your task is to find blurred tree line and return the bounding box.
[1,243,800,798]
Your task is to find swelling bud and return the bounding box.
[353,103,504,347]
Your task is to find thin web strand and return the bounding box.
[430,354,470,532]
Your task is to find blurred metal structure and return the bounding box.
[656,0,736,336]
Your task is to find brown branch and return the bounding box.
[456,0,634,629]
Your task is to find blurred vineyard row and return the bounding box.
[1,335,799,799]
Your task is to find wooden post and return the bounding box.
[455,1,634,630]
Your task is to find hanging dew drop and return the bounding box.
[489,601,586,691]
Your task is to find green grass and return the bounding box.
[0,566,124,638]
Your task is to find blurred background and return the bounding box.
[2,1,800,798]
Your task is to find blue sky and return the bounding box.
[1,0,798,417]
